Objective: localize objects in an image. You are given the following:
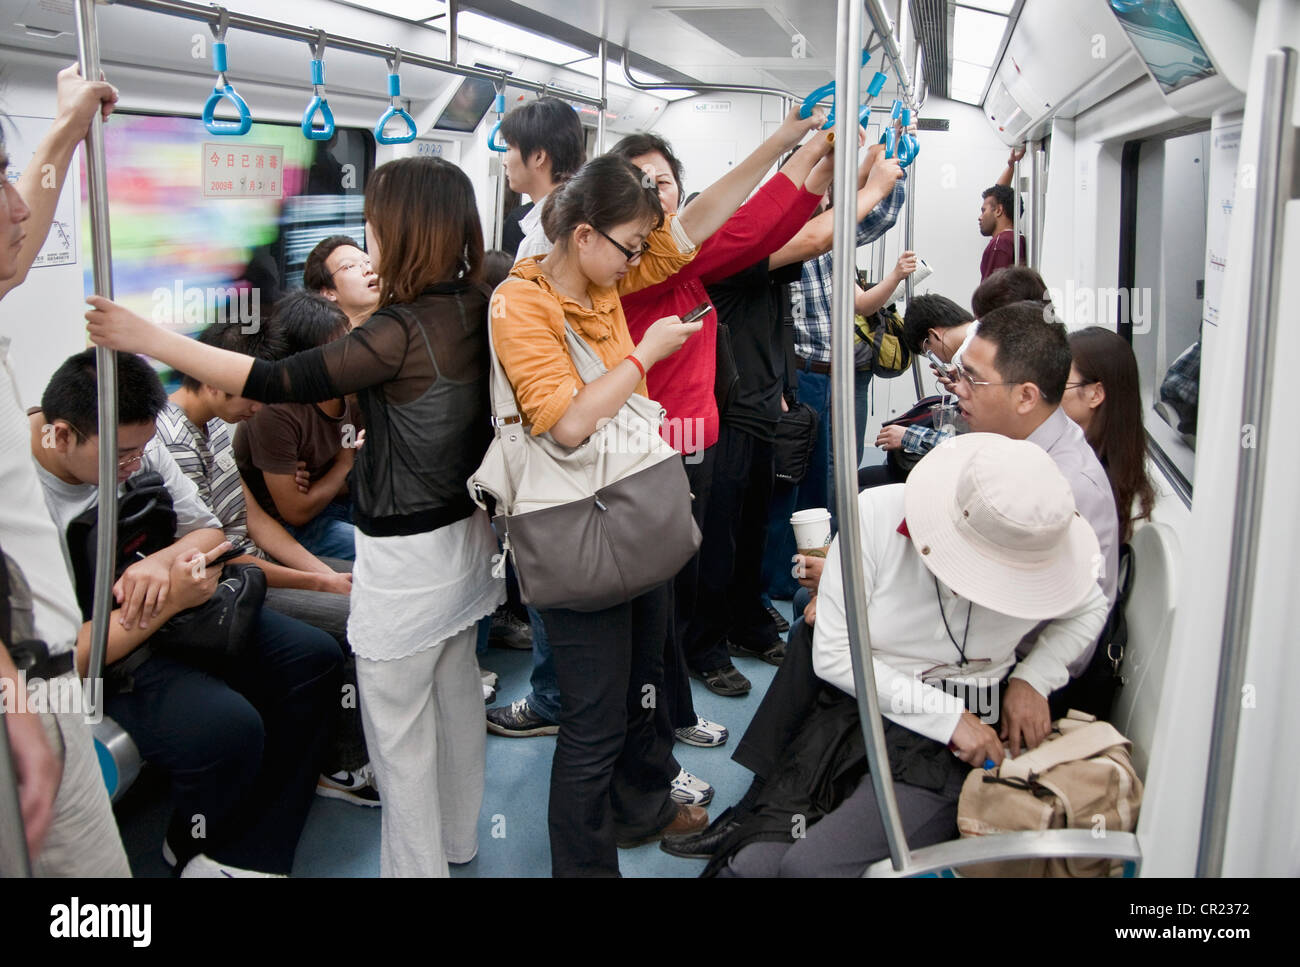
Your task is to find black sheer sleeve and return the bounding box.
[242,309,410,404]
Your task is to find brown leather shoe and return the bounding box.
[617,805,708,849]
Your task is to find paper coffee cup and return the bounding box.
[791,508,832,558]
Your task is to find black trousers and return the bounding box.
[541,583,680,876]
[660,448,714,729]
[683,425,780,673]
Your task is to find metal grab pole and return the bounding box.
[830,0,910,874]
[1198,46,1296,878]
[597,38,608,156]
[1025,141,1036,270]
[75,0,117,717]
[446,0,458,66]
[1011,156,1020,265]
[904,136,923,398]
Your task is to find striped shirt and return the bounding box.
[791,174,906,364]
[155,401,260,557]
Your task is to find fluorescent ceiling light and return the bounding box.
[457,10,590,65]
[950,60,990,105]
[952,6,1007,69]
[955,0,1015,13]
[657,90,697,102]
[351,1,445,21]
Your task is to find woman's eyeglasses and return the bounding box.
[595,228,650,264]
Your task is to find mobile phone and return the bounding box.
[204,544,247,570]
[924,349,956,381]
[681,302,712,324]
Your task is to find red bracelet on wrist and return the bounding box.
[626,354,646,380]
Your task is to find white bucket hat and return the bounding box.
[902,433,1101,620]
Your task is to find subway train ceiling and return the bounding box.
[1,0,999,107]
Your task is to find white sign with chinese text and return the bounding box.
[202,143,285,198]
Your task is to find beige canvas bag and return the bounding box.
[956,711,1143,877]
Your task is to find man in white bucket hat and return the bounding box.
[708,433,1108,877]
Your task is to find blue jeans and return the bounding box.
[762,366,871,600]
[286,500,356,561]
[524,605,562,722]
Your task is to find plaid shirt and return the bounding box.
[901,423,954,455]
[791,174,907,364]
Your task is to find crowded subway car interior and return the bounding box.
[0,0,1296,882]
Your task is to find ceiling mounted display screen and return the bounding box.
[433,75,498,133]
[1109,0,1216,94]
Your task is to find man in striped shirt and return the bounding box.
[157,321,375,806]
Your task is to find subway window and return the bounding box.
[1125,126,1209,497]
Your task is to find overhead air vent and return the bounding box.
[909,0,948,99]
[665,6,797,59]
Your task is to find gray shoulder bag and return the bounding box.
[469,292,700,612]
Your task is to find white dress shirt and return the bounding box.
[811,485,1109,746]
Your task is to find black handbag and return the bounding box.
[66,471,265,678]
[773,400,819,485]
[881,394,944,475]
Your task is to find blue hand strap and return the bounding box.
[374,53,417,144]
[798,49,873,130]
[487,91,507,152]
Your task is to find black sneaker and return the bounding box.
[691,662,752,697]
[317,766,382,807]
[765,605,790,634]
[488,608,533,650]
[486,699,560,737]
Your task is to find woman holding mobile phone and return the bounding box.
[86,156,503,878]
[491,152,761,875]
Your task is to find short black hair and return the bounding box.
[981,184,1016,219]
[303,235,363,292]
[499,97,586,182]
[177,322,272,392]
[974,302,1072,405]
[541,154,664,246]
[608,132,685,197]
[971,265,1052,318]
[258,290,349,361]
[41,348,167,435]
[482,249,513,289]
[901,294,973,354]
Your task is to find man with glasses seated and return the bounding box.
[947,302,1119,743]
[303,235,380,330]
[28,348,343,877]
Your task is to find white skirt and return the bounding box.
[347,509,505,662]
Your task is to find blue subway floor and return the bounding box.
[116,600,794,878]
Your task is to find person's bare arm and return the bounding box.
[262,450,353,528]
[0,642,59,858]
[113,528,225,630]
[0,66,117,301]
[75,542,225,674]
[675,104,826,245]
[995,146,1026,188]
[242,480,337,577]
[769,149,903,269]
[853,251,916,316]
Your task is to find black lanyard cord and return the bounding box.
[933,576,973,666]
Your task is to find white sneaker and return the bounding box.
[317,765,381,807]
[670,768,715,806]
[179,853,285,878]
[674,715,729,748]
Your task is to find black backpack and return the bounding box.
[65,471,265,679]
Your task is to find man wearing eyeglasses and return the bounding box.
[947,302,1119,752]
[303,235,379,330]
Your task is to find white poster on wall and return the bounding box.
[2,115,78,268]
[1203,119,1241,328]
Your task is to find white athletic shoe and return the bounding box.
[670,768,715,806]
[179,853,285,878]
[674,715,729,748]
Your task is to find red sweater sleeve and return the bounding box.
[697,178,823,286]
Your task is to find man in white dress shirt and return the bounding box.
[712,434,1108,876]
[501,97,586,264]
